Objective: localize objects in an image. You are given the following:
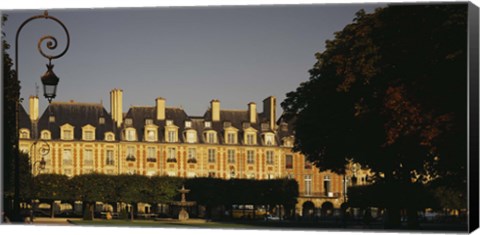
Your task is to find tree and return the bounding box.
[281,4,467,228]
[69,174,116,220]
[2,14,21,220]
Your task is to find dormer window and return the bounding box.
[63,130,73,140]
[49,116,55,123]
[246,133,256,145]
[223,122,231,128]
[84,131,94,140]
[82,125,96,141]
[105,132,115,141]
[146,129,156,142]
[205,121,211,128]
[166,120,173,126]
[204,131,217,144]
[185,121,192,128]
[167,130,177,142]
[19,129,30,139]
[99,117,105,124]
[60,124,74,140]
[41,130,51,140]
[125,118,133,125]
[226,132,236,144]
[125,128,136,141]
[185,130,197,143]
[145,119,153,125]
[242,122,250,129]
[264,133,275,146]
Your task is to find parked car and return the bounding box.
[264,214,280,221]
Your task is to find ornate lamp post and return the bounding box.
[13,10,69,222]
[28,140,49,223]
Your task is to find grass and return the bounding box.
[69,219,265,229]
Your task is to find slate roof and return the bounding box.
[19,105,31,130]
[35,102,115,140]
[123,106,189,142]
[19,100,293,146]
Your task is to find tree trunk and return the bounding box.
[82,201,94,220]
[50,200,55,218]
[406,207,419,229]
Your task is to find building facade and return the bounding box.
[19,89,350,216]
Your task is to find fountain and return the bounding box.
[171,185,195,221]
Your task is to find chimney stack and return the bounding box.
[211,99,220,122]
[248,102,257,123]
[110,89,123,127]
[156,97,165,120]
[29,96,39,121]
[263,96,276,130]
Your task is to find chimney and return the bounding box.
[156,97,165,120]
[263,96,276,130]
[211,99,220,122]
[29,96,39,121]
[110,89,123,127]
[248,102,257,123]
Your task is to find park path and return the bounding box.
[32,217,80,225]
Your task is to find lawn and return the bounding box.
[69,219,265,229]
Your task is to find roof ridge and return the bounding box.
[221,109,248,112]
[51,102,103,106]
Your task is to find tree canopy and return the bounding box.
[281,4,467,187]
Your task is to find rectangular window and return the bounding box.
[84,149,94,166]
[125,118,133,125]
[168,131,176,142]
[205,121,211,128]
[305,175,312,196]
[167,147,176,161]
[286,154,293,169]
[188,148,196,159]
[63,130,72,140]
[106,150,114,165]
[227,149,235,163]
[166,120,173,125]
[84,131,93,140]
[246,134,255,145]
[126,146,135,161]
[208,149,216,163]
[266,151,274,165]
[208,172,216,178]
[207,132,215,143]
[227,133,236,144]
[49,116,55,123]
[185,121,192,128]
[145,119,153,125]
[247,150,255,164]
[99,117,105,124]
[324,175,332,196]
[147,147,156,162]
[63,149,72,166]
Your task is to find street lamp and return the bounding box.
[29,140,50,223]
[12,10,70,222]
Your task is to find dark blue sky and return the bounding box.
[3,4,384,117]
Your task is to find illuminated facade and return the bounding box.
[19,89,351,215]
